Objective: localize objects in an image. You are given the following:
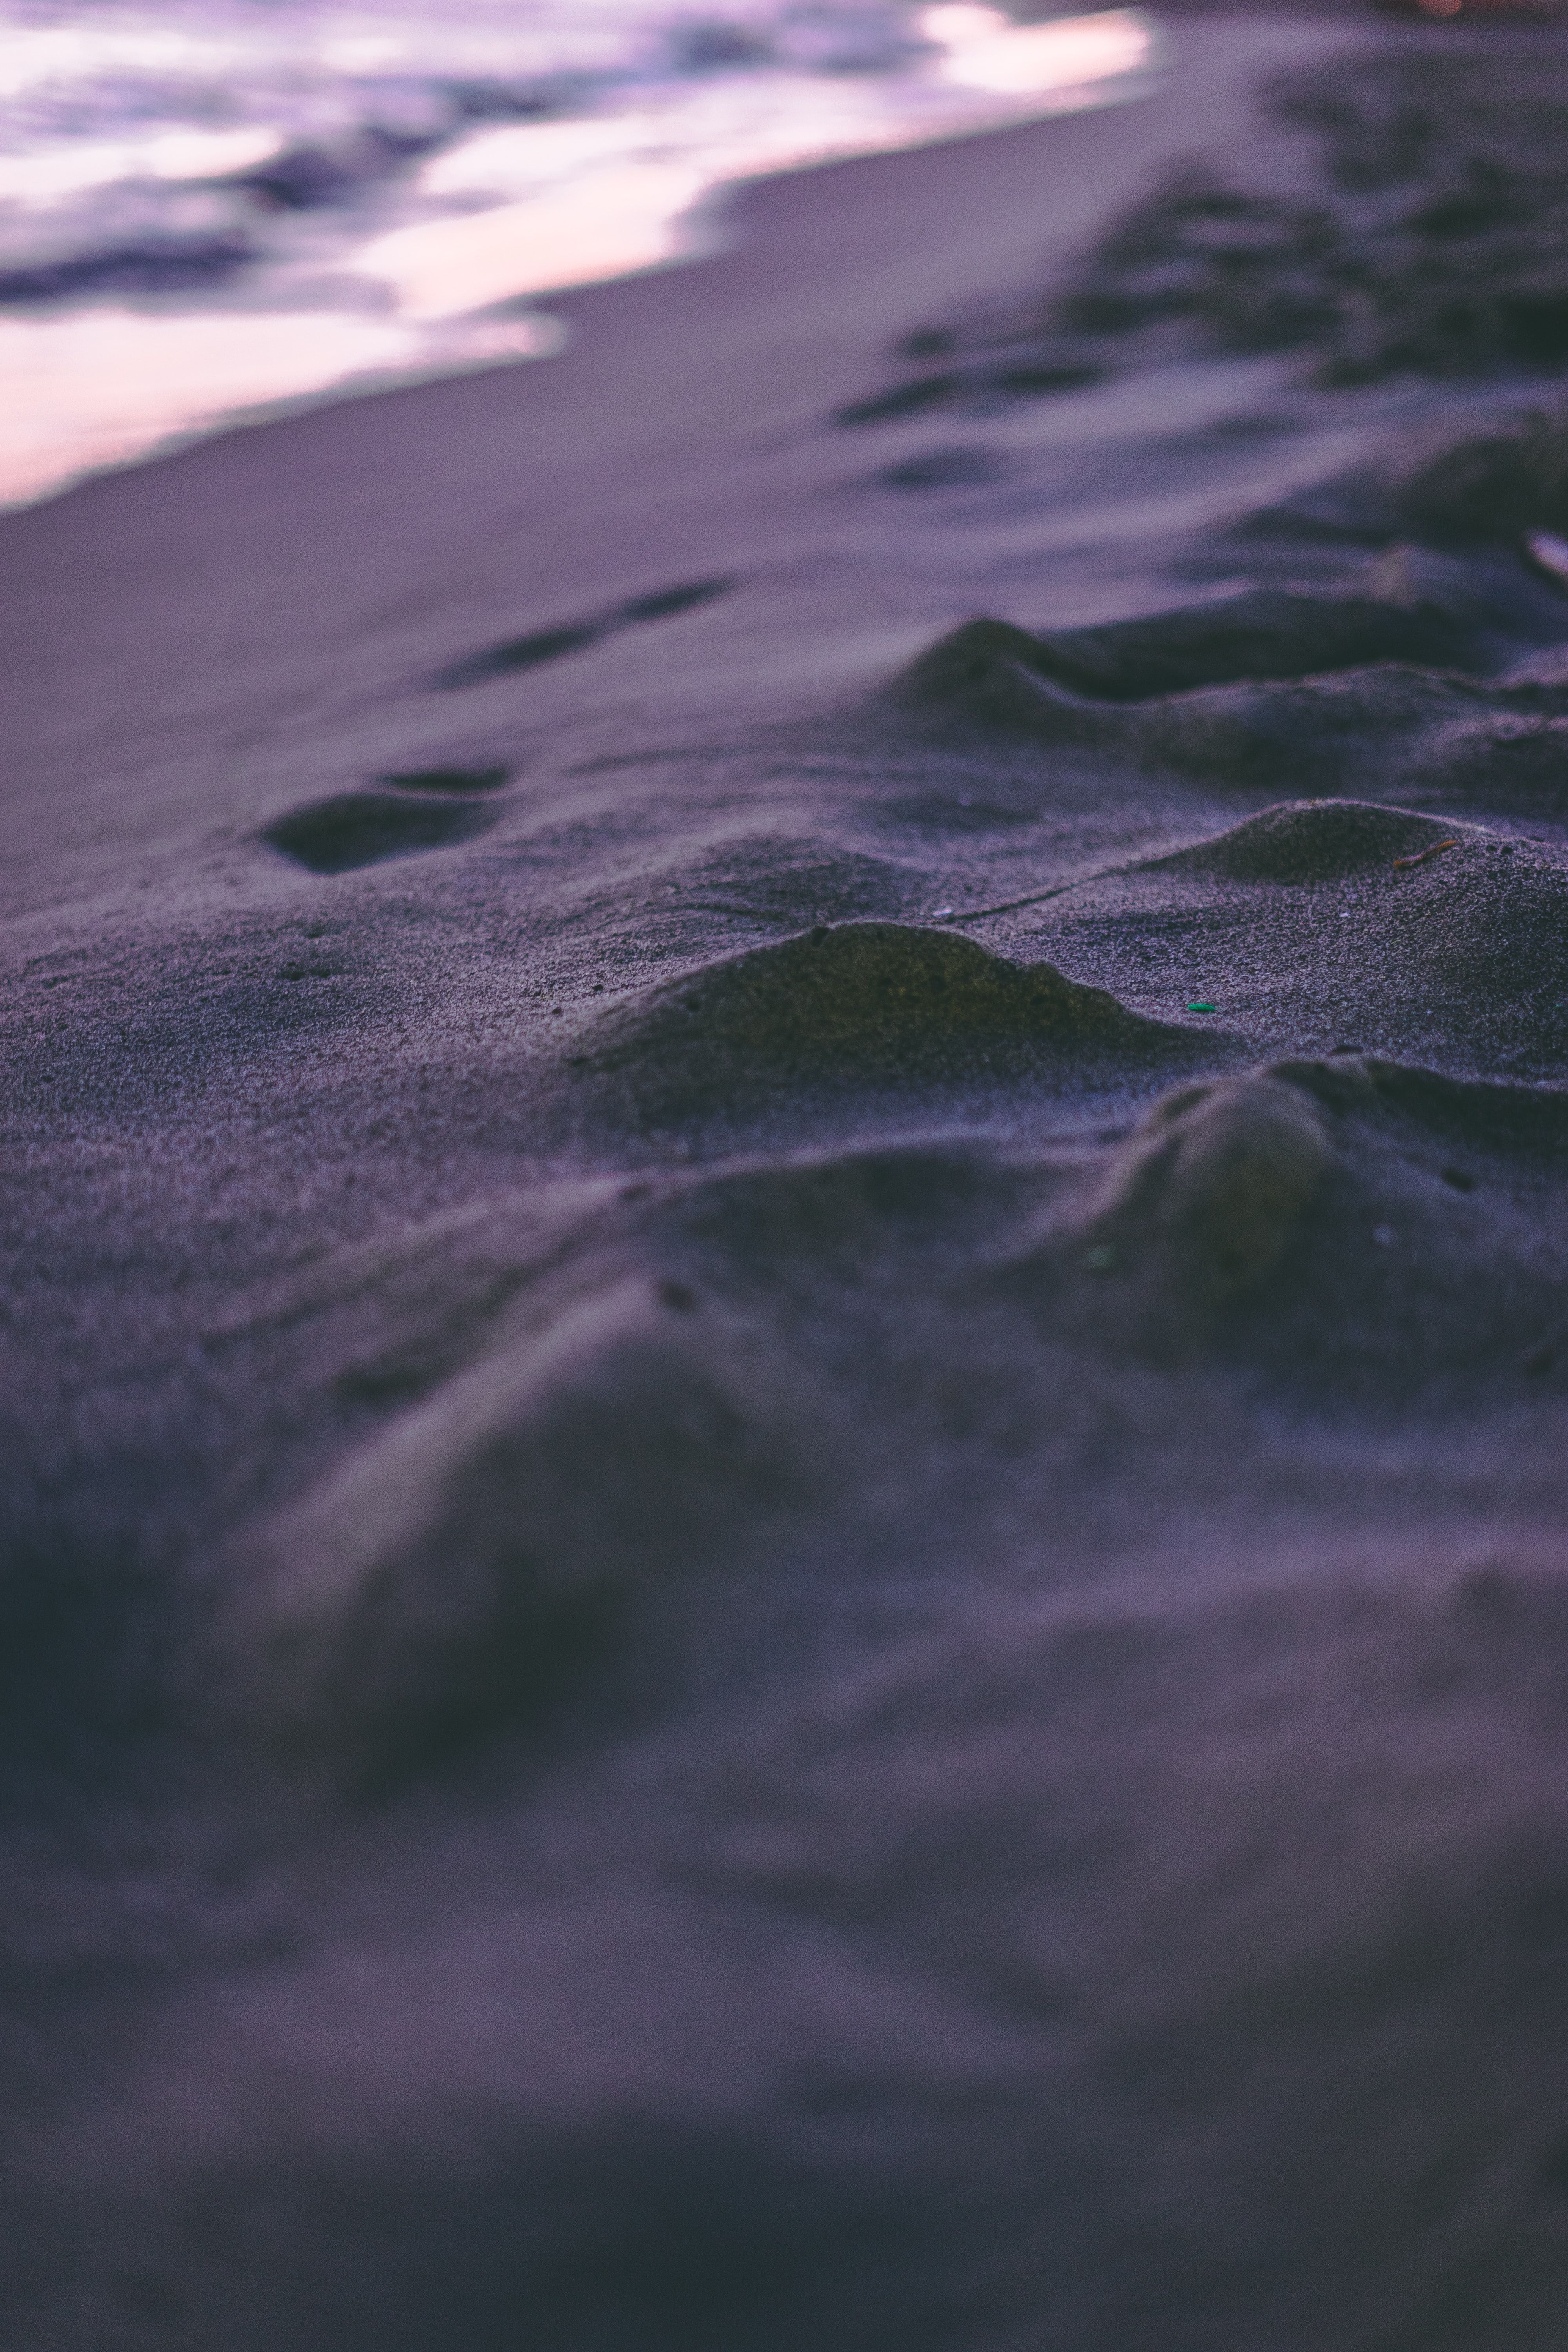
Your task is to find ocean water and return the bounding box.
[0,0,1156,505]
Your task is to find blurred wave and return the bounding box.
[0,0,1156,504]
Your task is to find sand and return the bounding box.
[5,11,1568,2346]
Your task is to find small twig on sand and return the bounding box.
[1392,838,1459,870]
[932,860,1139,927]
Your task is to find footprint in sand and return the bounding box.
[837,355,1101,427]
[878,445,1013,492]
[261,786,504,875]
[432,576,733,691]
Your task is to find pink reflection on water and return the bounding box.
[0,305,557,506]
[0,9,1154,507]
[364,11,1154,319]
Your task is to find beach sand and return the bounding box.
[5,11,1568,2345]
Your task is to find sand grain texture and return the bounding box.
[4,15,1568,2349]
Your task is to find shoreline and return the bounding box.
[0,4,1163,519]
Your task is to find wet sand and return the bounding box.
[5,13,1568,2347]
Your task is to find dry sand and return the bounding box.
[5,12,1568,2347]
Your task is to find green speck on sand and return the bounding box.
[1187,1000,1216,1013]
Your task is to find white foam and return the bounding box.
[0,2,1157,507]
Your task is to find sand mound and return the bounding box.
[1047,808,1568,1073]
[1147,799,1463,885]
[236,1278,806,1777]
[1000,1053,1568,1387]
[1082,1071,1332,1306]
[580,922,1189,1131]
[1234,1055,1568,1402]
[898,593,1473,718]
[1281,1052,1568,1163]
[891,616,1094,737]
[1408,712,1568,816]
[1328,842,1568,1061]
[1123,668,1553,798]
[890,619,1540,799]
[1011,592,1468,704]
